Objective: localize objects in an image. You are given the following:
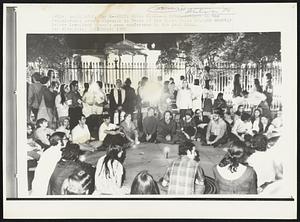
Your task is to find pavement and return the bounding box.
[84,142,227,191]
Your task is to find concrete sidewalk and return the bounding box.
[85,142,226,190]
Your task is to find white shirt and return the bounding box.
[56,126,71,139]
[232,96,247,112]
[247,150,276,187]
[98,122,118,142]
[71,124,90,144]
[55,94,69,118]
[176,88,193,109]
[31,146,62,196]
[232,119,253,135]
[248,91,266,106]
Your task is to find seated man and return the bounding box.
[71,114,95,152]
[156,110,177,144]
[98,114,125,148]
[140,107,158,143]
[202,109,228,147]
[231,112,253,142]
[161,141,205,195]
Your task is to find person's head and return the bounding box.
[47,70,54,79]
[241,112,251,122]
[194,109,202,117]
[169,77,174,83]
[163,110,173,122]
[125,78,132,86]
[266,73,272,80]
[212,109,222,121]
[252,134,268,152]
[59,117,70,128]
[31,72,41,83]
[254,78,263,92]
[116,79,122,88]
[70,80,79,92]
[96,81,103,89]
[49,132,67,148]
[102,114,111,124]
[241,90,249,98]
[182,80,189,89]
[194,79,200,86]
[185,111,193,121]
[219,140,245,172]
[124,113,132,122]
[237,105,245,115]
[141,77,149,86]
[36,118,48,128]
[40,76,50,85]
[130,171,160,195]
[102,145,125,178]
[253,108,262,119]
[147,107,155,117]
[168,81,175,91]
[217,92,224,100]
[60,84,69,95]
[78,114,86,126]
[180,75,185,81]
[61,142,80,161]
[27,122,35,137]
[61,170,92,195]
[178,141,197,160]
[84,82,89,90]
[226,106,234,115]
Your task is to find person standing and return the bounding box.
[264,73,273,109]
[202,80,214,117]
[66,80,83,130]
[82,83,95,118]
[176,80,193,118]
[109,79,126,124]
[55,84,70,121]
[27,72,43,121]
[232,74,242,98]
[93,81,107,115]
[123,78,137,115]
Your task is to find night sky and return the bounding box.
[65,33,187,51]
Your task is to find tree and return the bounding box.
[27,34,73,72]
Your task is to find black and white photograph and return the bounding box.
[25,32,284,197]
[3,3,297,219]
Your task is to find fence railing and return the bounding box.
[62,61,282,111]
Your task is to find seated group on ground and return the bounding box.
[26,73,283,196]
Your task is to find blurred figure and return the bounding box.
[130,171,160,195]
[123,78,137,115]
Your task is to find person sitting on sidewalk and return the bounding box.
[202,109,228,148]
[140,107,158,143]
[156,110,178,144]
[71,114,95,152]
[161,141,205,195]
[231,112,253,142]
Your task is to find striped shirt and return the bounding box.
[163,156,205,195]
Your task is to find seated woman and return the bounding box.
[94,145,127,195]
[234,105,245,122]
[33,118,54,150]
[251,108,263,135]
[130,171,160,195]
[120,113,140,146]
[231,112,253,142]
[213,141,258,194]
[55,117,71,139]
[213,92,227,111]
[140,107,158,143]
[61,169,93,195]
[156,110,178,144]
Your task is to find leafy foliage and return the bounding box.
[27,35,73,70]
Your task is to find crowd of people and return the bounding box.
[26,70,283,196]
